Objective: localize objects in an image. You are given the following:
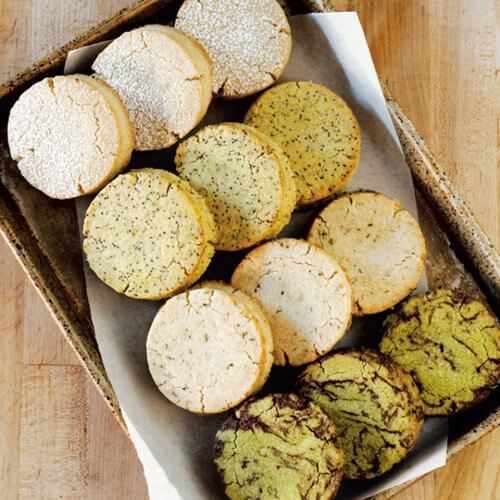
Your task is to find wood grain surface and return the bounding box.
[0,1,498,499]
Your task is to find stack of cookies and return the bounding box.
[7,0,499,498]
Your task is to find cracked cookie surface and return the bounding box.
[175,123,296,251]
[297,348,424,479]
[380,289,500,415]
[231,238,352,366]
[245,81,361,206]
[92,25,212,150]
[175,0,291,98]
[7,74,134,199]
[83,169,215,300]
[308,191,426,315]
[146,286,272,413]
[214,393,343,499]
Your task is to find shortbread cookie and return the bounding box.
[7,74,134,199]
[380,290,500,415]
[146,286,272,413]
[175,123,296,251]
[245,81,361,206]
[297,348,424,479]
[175,0,291,98]
[231,238,352,366]
[214,393,344,499]
[200,281,274,385]
[92,25,213,150]
[308,191,426,315]
[83,169,215,300]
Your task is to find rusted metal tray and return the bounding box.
[0,0,498,497]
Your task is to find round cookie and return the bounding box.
[92,25,213,150]
[296,348,424,479]
[308,191,426,315]
[175,123,296,251]
[245,81,361,206]
[231,238,352,366]
[200,281,275,384]
[380,289,500,415]
[7,74,134,199]
[214,393,344,499]
[83,169,216,300]
[146,286,272,413]
[175,0,291,99]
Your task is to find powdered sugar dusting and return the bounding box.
[7,75,121,199]
[176,0,291,98]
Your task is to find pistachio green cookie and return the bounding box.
[214,393,343,499]
[380,289,500,415]
[296,348,424,479]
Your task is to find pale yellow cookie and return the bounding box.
[83,169,216,300]
[175,123,296,251]
[308,191,426,315]
[231,238,353,366]
[92,25,213,150]
[175,0,291,98]
[245,81,361,206]
[146,286,272,413]
[200,280,274,389]
[7,74,134,199]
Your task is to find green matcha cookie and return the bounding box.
[296,348,424,479]
[380,289,500,416]
[214,393,343,499]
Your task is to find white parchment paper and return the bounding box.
[66,13,448,500]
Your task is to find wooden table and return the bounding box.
[0,1,497,498]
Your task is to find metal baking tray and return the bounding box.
[0,0,498,497]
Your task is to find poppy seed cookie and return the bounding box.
[7,74,134,199]
[297,348,424,479]
[308,191,426,315]
[214,393,344,499]
[146,286,272,413]
[245,81,361,206]
[175,123,296,251]
[92,25,213,150]
[380,290,500,415]
[175,0,291,99]
[83,169,215,300]
[231,238,352,366]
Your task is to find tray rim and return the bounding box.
[0,0,498,498]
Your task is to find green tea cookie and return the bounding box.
[147,286,272,413]
[175,123,296,251]
[83,169,215,300]
[245,81,361,206]
[214,393,343,499]
[380,289,500,415]
[308,191,426,315]
[231,238,352,366]
[297,348,424,479]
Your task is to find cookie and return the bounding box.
[245,81,361,206]
[296,348,424,479]
[83,169,215,300]
[200,281,275,384]
[231,238,352,366]
[175,0,291,98]
[308,191,426,315]
[92,25,213,150]
[146,286,272,413]
[214,393,344,499]
[380,289,500,415]
[175,123,296,251]
[7,74,134,199]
